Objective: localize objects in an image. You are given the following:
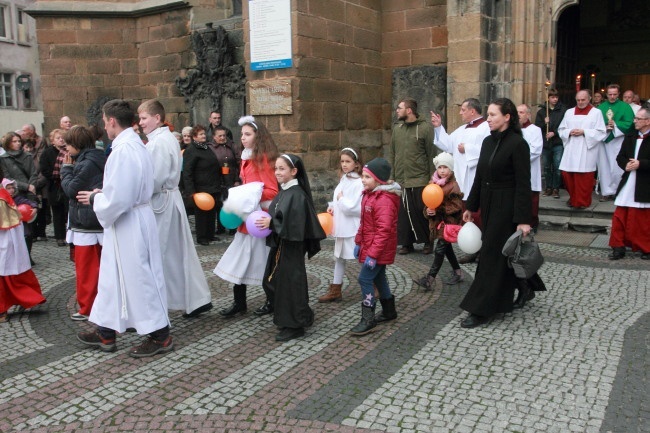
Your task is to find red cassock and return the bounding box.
[0,270,45,314]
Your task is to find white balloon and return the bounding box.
[457,222,482,254]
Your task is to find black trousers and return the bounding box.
[397,186,430,246]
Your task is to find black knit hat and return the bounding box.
[363,157,391,184]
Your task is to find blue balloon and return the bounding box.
[219,209,244,229]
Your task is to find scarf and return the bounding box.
[430,171,448,186]
[193,140,208,150]
[52,149,67,182]
[241,148,253,160]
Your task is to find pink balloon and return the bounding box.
[245,210,272,238]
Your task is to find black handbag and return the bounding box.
[502,230,544,279]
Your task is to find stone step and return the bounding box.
[538,190,613,233]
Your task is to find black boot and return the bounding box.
[375,296,397,323]
[220,284,247,317]
[513,278,533,309]
[350,304,376,335]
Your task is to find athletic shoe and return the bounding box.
[71,312,88,321]
[129,336,174,358]
[77,330,117,352]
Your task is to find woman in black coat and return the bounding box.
[39,129,69,247]
[459,98,533,328]
[182,124,223,245]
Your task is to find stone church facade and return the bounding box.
[26,0,650,180]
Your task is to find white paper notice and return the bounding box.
[249,0,292,71]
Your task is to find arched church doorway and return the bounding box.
[555,0,650,106]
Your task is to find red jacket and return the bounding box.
[237,155,278,234]
[354,183,401,264]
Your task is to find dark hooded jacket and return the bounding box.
[60,148,106,231]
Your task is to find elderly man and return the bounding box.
[387,97,436,255]
[558,90,607,209]
[622,89,642,115]
[59,116,72,131]
[608,107,650,260]
[518,104,543,229]
[597,84,635,201]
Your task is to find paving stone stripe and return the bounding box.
[2,227,649,432]
[337,264,649,433]
[12,264,410,430]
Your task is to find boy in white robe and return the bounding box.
[76,99,173,358]
[138,99,212,318]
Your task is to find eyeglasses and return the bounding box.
[395,106,405,110]
[634,117,650,121]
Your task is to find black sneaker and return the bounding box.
[77,331,117,352]
[129,336,174,358]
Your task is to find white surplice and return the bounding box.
[522,123,544,192]
[558,107,607,173]
[433,119,490,196]
[146,126,211,314]
[0,223,30,275]
[597,126,626,196]
[89,127,169,334]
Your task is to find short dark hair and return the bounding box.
[212,125,228,136]
[65,125,96,152]
[400,97,419,117]
[103,99,136,129]
[547,88,559,97]
[463,98,482,115]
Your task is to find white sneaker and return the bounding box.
[71,312,88,321]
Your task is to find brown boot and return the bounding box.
[318,283,343,302]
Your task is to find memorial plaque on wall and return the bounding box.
[248,80,292,115]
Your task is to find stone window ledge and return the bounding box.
[26,0,190,18]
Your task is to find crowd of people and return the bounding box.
[1,87,648,346]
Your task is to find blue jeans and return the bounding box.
[358,264,392,307]
[542,145,563,189]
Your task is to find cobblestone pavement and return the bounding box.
[1,227,648,433]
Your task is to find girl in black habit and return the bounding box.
[255,154,326,342]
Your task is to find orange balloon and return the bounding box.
[194,192,215,211]
[317,212,333,236]
[422,184,444,209]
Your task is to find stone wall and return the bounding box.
[35,8,191,132]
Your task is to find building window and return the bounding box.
[0,4,9,39]
[17,8,27,43]
[0,73,13,107]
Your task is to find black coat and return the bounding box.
[60,148,106,231]
[534,102,567,149]
[39,144,67,204]
[182,141,222,195]
[461,128,532,317]
[616,133,650,203]
[0,150,38,195]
